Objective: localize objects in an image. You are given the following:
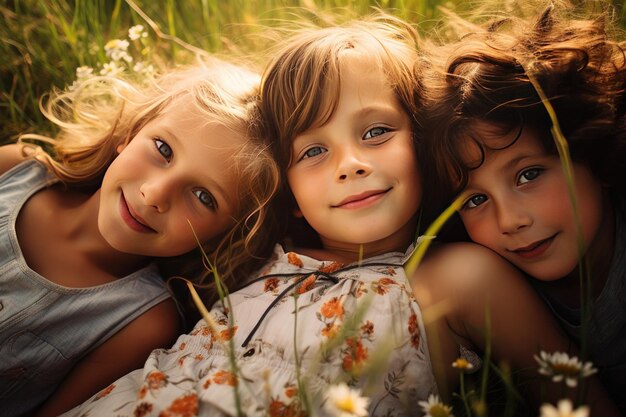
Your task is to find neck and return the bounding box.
[311,220,417,263]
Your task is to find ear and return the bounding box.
[292,206,304,218]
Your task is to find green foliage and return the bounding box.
[0,0,469,145]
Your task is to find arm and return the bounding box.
[34,298,181,417]
[411,242,619,417]
[0,143,32,175]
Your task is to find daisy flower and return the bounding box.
[324,383,369,417]
[539,399,589,417]
[418,394,454,417]
[128,24,148,41]
[534,351,597,388]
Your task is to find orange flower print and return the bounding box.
[287,252,304,268]
[284,383,298,398]
[372,277,397,295]
[360,320,374,336]
[269,399,304,417]
[354,281,367,298]
[212,370,238,386]
[146,370,168,390]
[264,278,280,293]
[320,297,344,320]
[321,323,340,339]
[179,342,187,350]
[139,385,148,399]
[94,383,115,400]
[408,312,420,350]
[318,261,343,274]
[385,266,397,276]
[134,402,153,417]
[190,326,211,337]
[219,326,238,341]
[296,274,316,294]
[159,393,198,417]
[269,399,288,417]
[342,337,368,374]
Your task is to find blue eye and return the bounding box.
[364,126,390,140]
[518,167,542,185]
[194,189,217,210]
[464,194,487,209]
[302,146,326,160]
[154,138,173,161]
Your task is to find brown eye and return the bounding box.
[518,168,542,185]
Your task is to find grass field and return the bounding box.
[6,0,624,145]
[1,1,622,416]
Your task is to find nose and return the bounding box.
[496,201,532,234]
[335,146,372,182]
[140,177,173,213]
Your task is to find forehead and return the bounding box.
[459,121,546,167]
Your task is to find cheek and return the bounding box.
[461,215,496,246]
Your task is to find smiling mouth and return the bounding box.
[333,188,391,209]
[510,234,556,259]
[119,193,156,234]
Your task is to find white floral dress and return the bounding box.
[64,244,438,417]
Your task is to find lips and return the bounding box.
[333,188,391,209]
[509,234,556,259]
[119,193,156,233]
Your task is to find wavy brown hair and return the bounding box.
[20,61,281,312]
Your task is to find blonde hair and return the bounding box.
[20,61,281,306]
[259,15,423,245]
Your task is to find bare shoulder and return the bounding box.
[412,241,522,296]
[86,298,180,365]
[0,143,35,175]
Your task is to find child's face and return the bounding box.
[286,61,421,254]
[98,98,243,257]
[458,121,610,281]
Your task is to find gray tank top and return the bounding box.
[0,160,172,416]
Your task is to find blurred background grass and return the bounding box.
[1,0,625,145]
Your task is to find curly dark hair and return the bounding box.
[420,1,626,209]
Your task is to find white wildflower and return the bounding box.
[68,66,95,91]
[418,394,454,417]
[132,61,155,77]
[539,399,589,417]
[75,66,94,80]
[324,383,369,417]
[100,61,124,76]
[128,24,148,41]
[535,351,597,388]
[105,39,132,63]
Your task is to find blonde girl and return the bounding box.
[0,59,279,416]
